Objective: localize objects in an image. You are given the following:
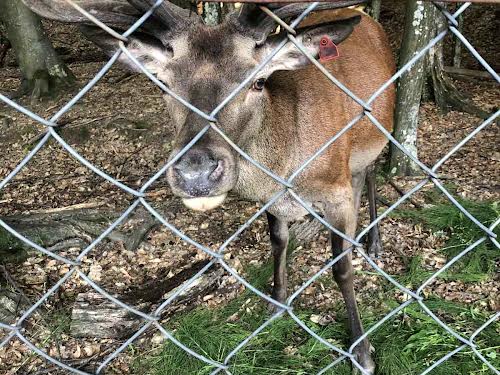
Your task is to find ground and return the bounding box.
[0,3,498,375]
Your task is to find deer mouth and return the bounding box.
[182,194,227,212]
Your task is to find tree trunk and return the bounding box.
[428,5,490,119]
[452,12,463,68]
[0,0,75,99]
[0,206,159,264]
[367,0,382,21]
[0,26,11,67]
[203,2,223,26]
[389,0,434,177]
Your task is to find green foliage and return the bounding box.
[395,199,499,283]
[132,197,500,375]
[133,301,348,375]
[133,296,499,375]
[373,300,499,375]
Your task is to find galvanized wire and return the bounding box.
[0,1,498,374]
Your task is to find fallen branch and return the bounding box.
[29,201,105,214]
[376,194,392,208]
[71,261,225,338]
[0,264,31,307]
[388,179,423,209]
[0,206,156,258]
[0,205,226,339]
[108,71,138,84]
[444,66,495,81]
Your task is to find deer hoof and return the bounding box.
[267,302,283,315]
[267,290,287,314]
[368,237,383,258]
[352,345,376,375]
[351,361,375,375]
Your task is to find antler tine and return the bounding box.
[23,0,199,46]
[236,1,367,45]
[22,0,140,26]
[272,1,367,20]
[127,0,199,30]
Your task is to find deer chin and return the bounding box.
[182,194,227,212]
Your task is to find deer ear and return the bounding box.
[80,26,171,75]
[260,15,361,74]
[21,0,171,75]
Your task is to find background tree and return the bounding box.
[203,2,223,26]
[366,0,382,21]
[427,4,489,119]
[389,0,434,176]
[389,1,490,176]
[0,0,75,99]
[0,25,11,67]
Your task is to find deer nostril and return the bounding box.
[174,165,200,181]
[173,154,222,184]
[209,160,224,181]
[170,152,227,198]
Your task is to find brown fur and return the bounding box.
[24,3,395,371]
[235,9,395,221]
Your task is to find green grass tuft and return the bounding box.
[133,296,499,374]
[132,197,499,375]
[395,199,499,283]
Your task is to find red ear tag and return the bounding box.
[319,35,340,63]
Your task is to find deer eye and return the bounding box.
[253,78,266,91]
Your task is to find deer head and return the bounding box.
[23,0,363,211]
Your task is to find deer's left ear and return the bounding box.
[21,0,174,76]
[259,15,361,74]
[80,26,171,75]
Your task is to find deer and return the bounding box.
[23,1,395,373]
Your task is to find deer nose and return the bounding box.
[173,151,224,196]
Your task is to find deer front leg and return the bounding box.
[366,166,382,258]
[326,199,375,375]
[266,211,289,306]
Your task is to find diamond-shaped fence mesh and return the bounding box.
[0,1,498,374]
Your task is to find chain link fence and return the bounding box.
[0,1,498,374]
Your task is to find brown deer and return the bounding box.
[24,1,395,373]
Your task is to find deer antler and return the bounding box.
[127,0,198,31]
[22,0,199,41]
[22,0,140,26]
[235,1,367,44]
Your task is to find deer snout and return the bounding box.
[167,146,237,211]
[173,150,224,197]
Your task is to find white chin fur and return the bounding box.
[182,194,227,212]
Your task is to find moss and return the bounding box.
[0,227,28,264]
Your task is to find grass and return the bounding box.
[132,295,499,375]
[131,197,499,374]
[395,198,499,283]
